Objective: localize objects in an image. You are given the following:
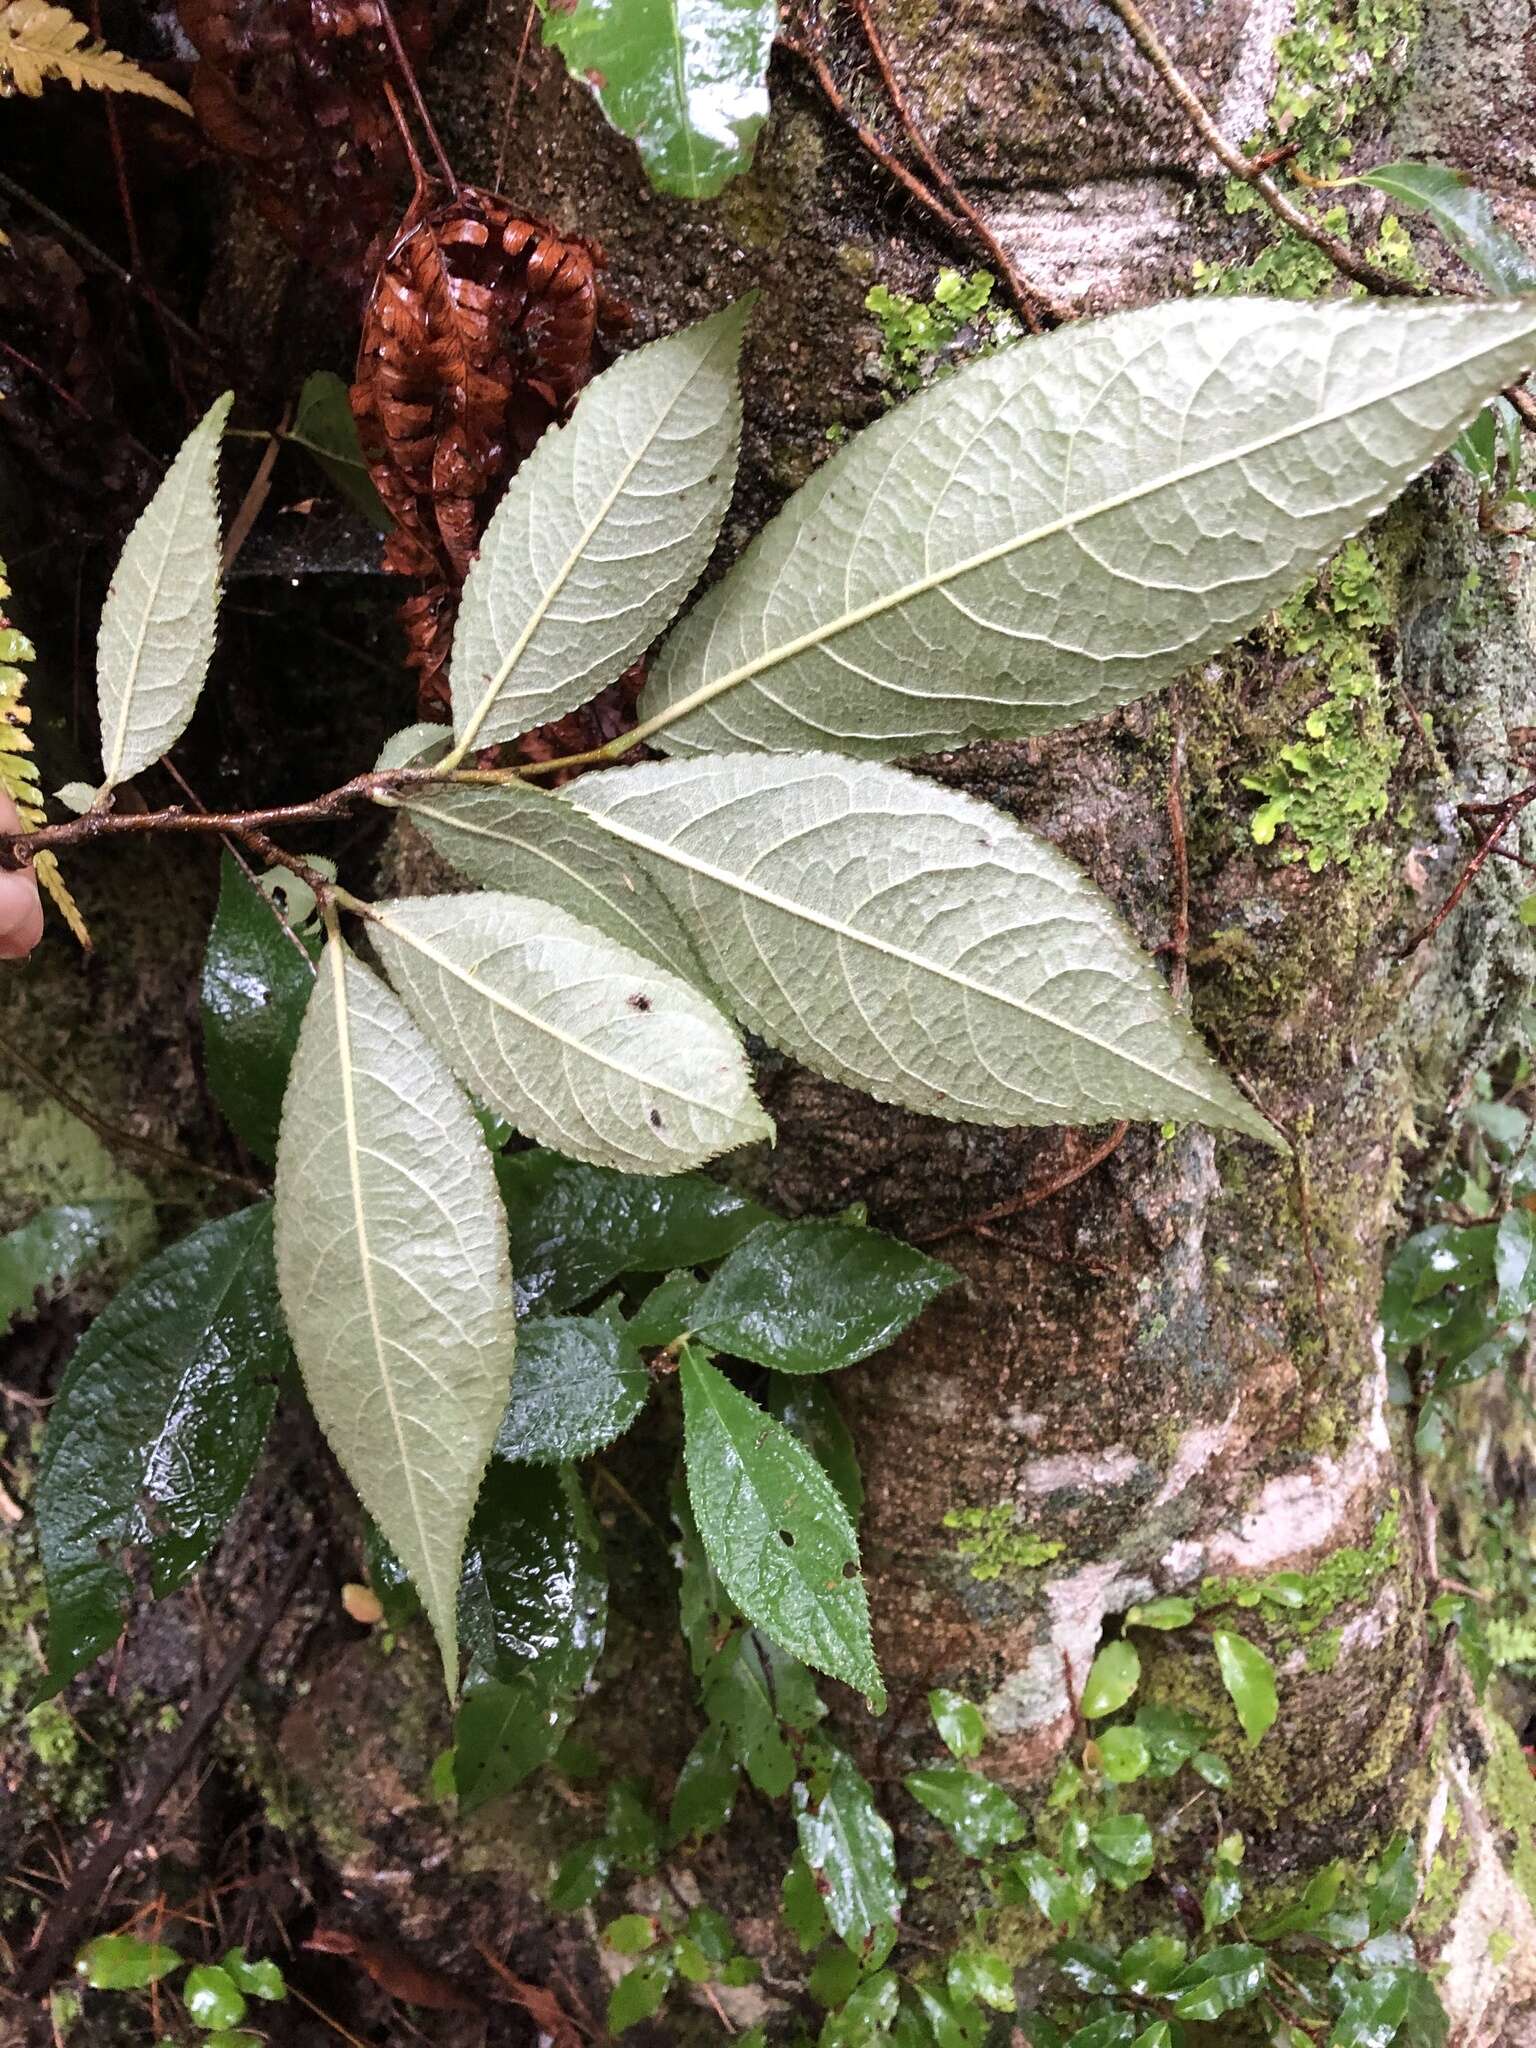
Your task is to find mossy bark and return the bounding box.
[6,2,1536,2042]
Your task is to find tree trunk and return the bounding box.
[6,2,1536,2043]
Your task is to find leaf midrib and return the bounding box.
[101,421,211,788]
[327,943,449,1641]
[644,316,1534,742]
[573,779,1261,1124]
[452,330,727,756]
[371,901,742,1123]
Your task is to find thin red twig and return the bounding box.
[377,0,460,194]
[1399,783,1536,958]
[915,1120,1130,1244]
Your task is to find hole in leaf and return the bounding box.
[778,1529,794,1547]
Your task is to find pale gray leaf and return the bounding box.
[367,891,771,1172]
[376,722,451,771]
[450,302,748,756]
[97,392,231,791]
[405,779,705,977]
[637,297,1536,756]
[274,938,516,1687]
[567,752,1278,1144]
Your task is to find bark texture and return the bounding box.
[6,3,1536,2044]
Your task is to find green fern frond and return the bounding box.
[0,1,191,113]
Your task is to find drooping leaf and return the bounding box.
[406,781,707,978]
[274,938,517,1686]
[291,371,391,529]
[0,1199,143,1333]
[566,754,1277,1142]
[496,1147,768,1315]
[903,1766,1025,1857]
[368,891,769,1173]
[1170,1944,1268,2022]
[201,852,318,1162]
[495,1314,650,1464]
[537,0,775,201]
[794,1752,903,1952]
[96,392,231,795]
[765,1376,864,1520]
[1353,164,1536,295]
[688,1217,955,1373]
[635,298,1536,756]
[455,1460,607,1811]
[36,1204,286,1694]
[1213,1629,1278,1746]
[450,303,748,756]
[680,1345,883,1706]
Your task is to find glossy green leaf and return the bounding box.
[997,1850,1092,1932]
[538,0,774,199]
[74,1935,180,1989]
[1081,1639,1141,1718]
[638,299,1536,758]
[451,304,747,754]
[455,1460,606,1811]
[1353,164,1536,295]
[1131,2027,1172,2048]
[783,1851,831,1950]
[1125,1596,1194,1631]
[928,1687,986,1761]
[362,1520,420,1630]
[496,1146,768,1315]
[913,1983,989,2048]
[1203,1869,1243,1931]
[758,1377,863,1521]
[1056,1943,1121,1997]
[903,1766,1024,1857]
[1494,1207,1536,1317]
[1170,1944,1268,2021]
[668,1723,738,1844]
[608,1958,674,2033]
[1094,1723,1149,1783]
[630,1269,705,1348]
[97,393,231,794]
[0,1199,143,1333]
[407,780,708,981]
[1365,1833,1419,1935]
[568,755,1277,1143]
[494,1314,650,1464]
[37,1204,285,1693]
[550,1838,613,1909]
[947,1952,1014,2013]
[1213,1629,1278,1746]
[370,891,768,1174]
[795,1753,902,1952]
[605,1915,659,1956]
[220,1949,285,2001]
[274,939,517,1687]
[689,1218,955,1373]
[680,1346,882,1705]
[184,1965,247,2030]
[822,1970,900,2047]
[1118,1935,1186,1996]
[291,370,390,529]
[1087,1812,1155,1889]
[201,852,318,1161]
[1133,1702,1209,1777]
[1063,2019,1134,2048]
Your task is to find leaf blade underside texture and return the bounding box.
[274,938,516,1686]
[368,890,769,1172]
[564,753,1277,1142]
[451,302,748,754]
[96,392,231,792]
[637,297,1536,756]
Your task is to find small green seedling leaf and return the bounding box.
[1213,1629,1278,1746]
[1170,1944,1268,2021]
[220,1948,285,2000]
[292,370,391,528]
[928,1687,986,1760]
[904,1766,1025,1857]
[1125,1596,1194,1630]
[201,852,318,1162]
[74,1935,180,1989]
[795,1753,903,1952]
[1080,1639,1140,1718]
[183,1964,247,2030]
[608,1958,674,2033]
[604,1915,659,1956]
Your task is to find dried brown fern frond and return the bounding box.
[351,182,608,718]
[175,0,446,286]
[0,1,191,112]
